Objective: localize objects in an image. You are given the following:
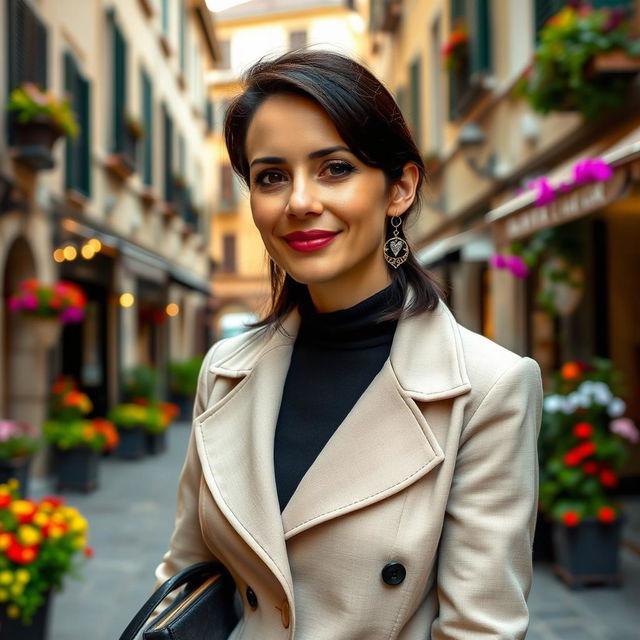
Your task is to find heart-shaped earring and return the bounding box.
[384,215,409,268]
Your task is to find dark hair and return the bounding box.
[223,49,442,325]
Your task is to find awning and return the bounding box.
[417,228,492,266]
[486,136,640,244]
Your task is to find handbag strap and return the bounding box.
[119,562,228,640]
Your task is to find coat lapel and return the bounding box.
[281,301,471,539]
[194,316,298,599]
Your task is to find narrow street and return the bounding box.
[32,424,640,640]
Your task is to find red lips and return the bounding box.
[282,230,340,252]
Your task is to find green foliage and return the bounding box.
[123,365,158,402]
[7,83,79,138]
[107,403,165,433]
[539,358,634,525]
[42,420,106,452]
[515,5,640,120]
[0,421,41,462]
[169,356,204,397]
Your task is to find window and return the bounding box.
[222,234,237,272]
[217,40,231,70]
[447,0,491,121]
[220,165,236,210]
[141,69,153,187]
[64,52,91,196]
[179,0,187,75]
[7,0,48,92]
[409,58,422,147]
[205,98,215,133]
[162,104,174,202]
[395,86,407,120]
[429,15,444,151]
[109,11,128,154]
[161,0,170,35]
[289,30,307,51]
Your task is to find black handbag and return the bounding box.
[119,561,240,640]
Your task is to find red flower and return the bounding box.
[597,506,616,523]
[576,441,596,458]
[83,546,95,558]
[561,361,582,380]
[0,494,12,508]
[562,511,580,527]
[573,422,593,439]
[563,451,581,466]
[6,540,39,564]
[582,461,599,475]
[599,469,618,487]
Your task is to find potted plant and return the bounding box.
[43,378,118,492]
[515,3,640,120]
[134,400,178,455]
[441,24,468,71]
[7,279,87,348]
[107,403,155,459]
[539,358,637,588]
[125,114,144,141]
[0,421,41,497]
[6,82,79,170]
[169,356,204,419]
[0,481,93,639]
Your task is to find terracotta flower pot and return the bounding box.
[22,315,62,349]
[590,50,640,75]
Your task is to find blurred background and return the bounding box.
[0,0,639,638]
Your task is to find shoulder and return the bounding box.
[455,320,541,406]
[201,325,273,374]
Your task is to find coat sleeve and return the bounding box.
[430,356,543,640]
[149,344,221,612]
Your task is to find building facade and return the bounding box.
[0,0,219,465]
[367,0,640,481]
[207,0,367,336]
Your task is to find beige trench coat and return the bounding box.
[154,300,543,639]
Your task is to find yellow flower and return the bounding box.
[51,512,65,524]
[69,516,88,534]
[34,512,50,527]
[72,535,87,549]
[15,569,30,584]
[10,583,23,596]
[7,478,18,490]
[0,533,11,551]
[61,506,79,520]
[0,571,13,586]
[0,589,8,602]
[9,500,35,516]
[17,525,41,546]
[49,524,65,539]
[6,604,20,619]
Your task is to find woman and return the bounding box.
[155,50,543,639]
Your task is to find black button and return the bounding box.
[246,586,258,609]
[381,562,406,586]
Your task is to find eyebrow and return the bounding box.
[249,145,352,168]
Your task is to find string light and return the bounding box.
[62,245,77,261]
[119,293,135,308]
[81,244,96,259]
[53,248,65,263]
[166,303,180,316]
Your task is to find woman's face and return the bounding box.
[245,93,399,311]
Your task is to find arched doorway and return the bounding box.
[1,236,47,429]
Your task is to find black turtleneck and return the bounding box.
[273,281,402,513]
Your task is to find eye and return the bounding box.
[254,169,286,187]
[322,161,356,178]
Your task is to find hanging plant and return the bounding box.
[441,24,469,71]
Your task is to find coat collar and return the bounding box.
[208,299,471,401]
[197,298,471,606]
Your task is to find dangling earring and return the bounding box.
[384,215,409,269]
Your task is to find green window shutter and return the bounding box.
[592,0,632,8]
[163,106,174,202]
[205,99,214,132]
[396,86,407,120]
[534,0,565,34]
[409,59,422,146]
[451,0,465,20]
[162,0,169,35]
[111,16,127,153]
[7,0,48,92]
[141,69,153,187]
[64,51,91,196]
[179,1,186,74]
[469,0,491,75]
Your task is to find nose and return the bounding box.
[285,173,322,218]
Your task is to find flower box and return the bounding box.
[551,516,624,588]
[145,430,167,455]
[10,114,63,171]
[590,50,640,75]
[0,456,32,497]
[114,426,147,459]
[0,588,53,640]
[54,446,99,493]
[104,152,135,181]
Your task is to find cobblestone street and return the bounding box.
[31,423,640,640]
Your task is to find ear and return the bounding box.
[386,162,420,217]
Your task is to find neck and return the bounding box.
[306,263,392,313]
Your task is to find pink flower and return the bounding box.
[489,254,507,269]
[0,420,20,441]
[60,307,84,324]
[8,296,22,312]
[558,181,572,193]
[609,418,639,444]
[573,158,613,185]
[21,294,38,311]
[504,255,529,278]
[531,177,556,206]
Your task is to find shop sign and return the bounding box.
[495,168,630,243]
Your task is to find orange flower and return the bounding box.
[0,494,12,508]
[81,424,96,440]
[561,361,582,380]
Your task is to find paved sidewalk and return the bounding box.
[31,424,640,640]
